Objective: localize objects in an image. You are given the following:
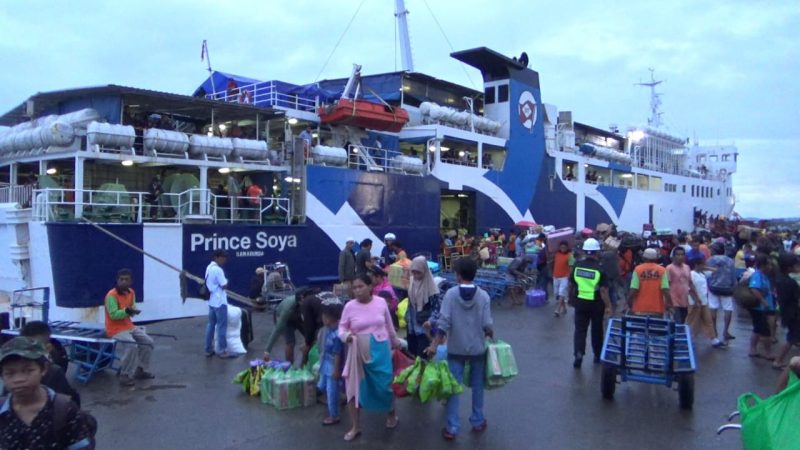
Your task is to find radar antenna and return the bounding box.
[636,69,664,128]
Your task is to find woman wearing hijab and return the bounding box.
[339,274,402,441]
[405,256,441,357]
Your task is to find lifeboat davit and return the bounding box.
[318,98,409,132]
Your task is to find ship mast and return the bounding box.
[636,68,663,128]
[395,0,414,72]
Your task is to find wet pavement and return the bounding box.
[74,300,786,449]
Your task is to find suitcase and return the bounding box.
[240,307,254,349]
[525,289,547,307]
[545,227,575,258]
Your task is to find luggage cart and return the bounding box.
[257,262,296,322]
[600,315,696,409]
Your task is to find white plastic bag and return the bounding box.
[215,305,246,354]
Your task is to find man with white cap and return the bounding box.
[628,248,670,316]
[338,237,357,297]
[382,232,398,265]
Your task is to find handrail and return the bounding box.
[31,188,291,224]
[0,184,34,207]
[205,80,318,112]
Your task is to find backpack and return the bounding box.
[198,271,211,301]
[0,393,97,449]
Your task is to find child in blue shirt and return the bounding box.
[318,300,344,425]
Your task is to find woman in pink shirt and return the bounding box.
[339,274,402,441]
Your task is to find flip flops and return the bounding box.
[385,415,399,429]
[322,417,341,426]
[344,430,361,441]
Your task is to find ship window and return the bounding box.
[613,171,633,188]
[484,87,495,104]
[709,155,718,162]
[497,84,509,102]
[717,189,720,196]
[721,154,729,161]
[650,176,662,192]
[636,174,649,190]
[691,185,695,197]
[683,185,686,193]
[562,161,577,181]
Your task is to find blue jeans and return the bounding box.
[324,375,341,418]
[204,304,228,353]
[446,354,486,435]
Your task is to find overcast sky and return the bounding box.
[1,0,797,218]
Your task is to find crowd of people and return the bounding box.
[2,223,799,447]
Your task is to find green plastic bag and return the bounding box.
[299,369,317,407]
[435,361,463,400]
[259,368,276,405]
[305,343,320,372]
[394,358,421,385]
[405,359,425,396]
[419,362,442,403]
[233,368,251,394]
[738,372,800,450]
[462,361,471,387]
[486,340,517,389]
[438,362,453,398]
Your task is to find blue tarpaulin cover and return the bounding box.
[192,71,264,97]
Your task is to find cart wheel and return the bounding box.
[601,366,617,400]
[678,374,694,409]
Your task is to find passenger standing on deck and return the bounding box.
[145,174,162,220]
[355,239,374,277]
[299,125,314,157]
[205,250,233,359]
[104,269,155,386]
[406,256,441,357]
[666,247,698,324]
[338,237,357,297]
[569,238,611,368]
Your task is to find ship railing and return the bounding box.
[205,81,318,113]
[31,188,290,225]
[439,155,479,168]
[0,184,34,208]
[341,144,427,176]
[211,194,290,225]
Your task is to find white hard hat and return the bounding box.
[582,238,601,252]
[642,248,659,260]
[384,233,396,241]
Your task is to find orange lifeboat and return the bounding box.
[318,98,409,132]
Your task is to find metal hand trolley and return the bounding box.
[599,315,696,409]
